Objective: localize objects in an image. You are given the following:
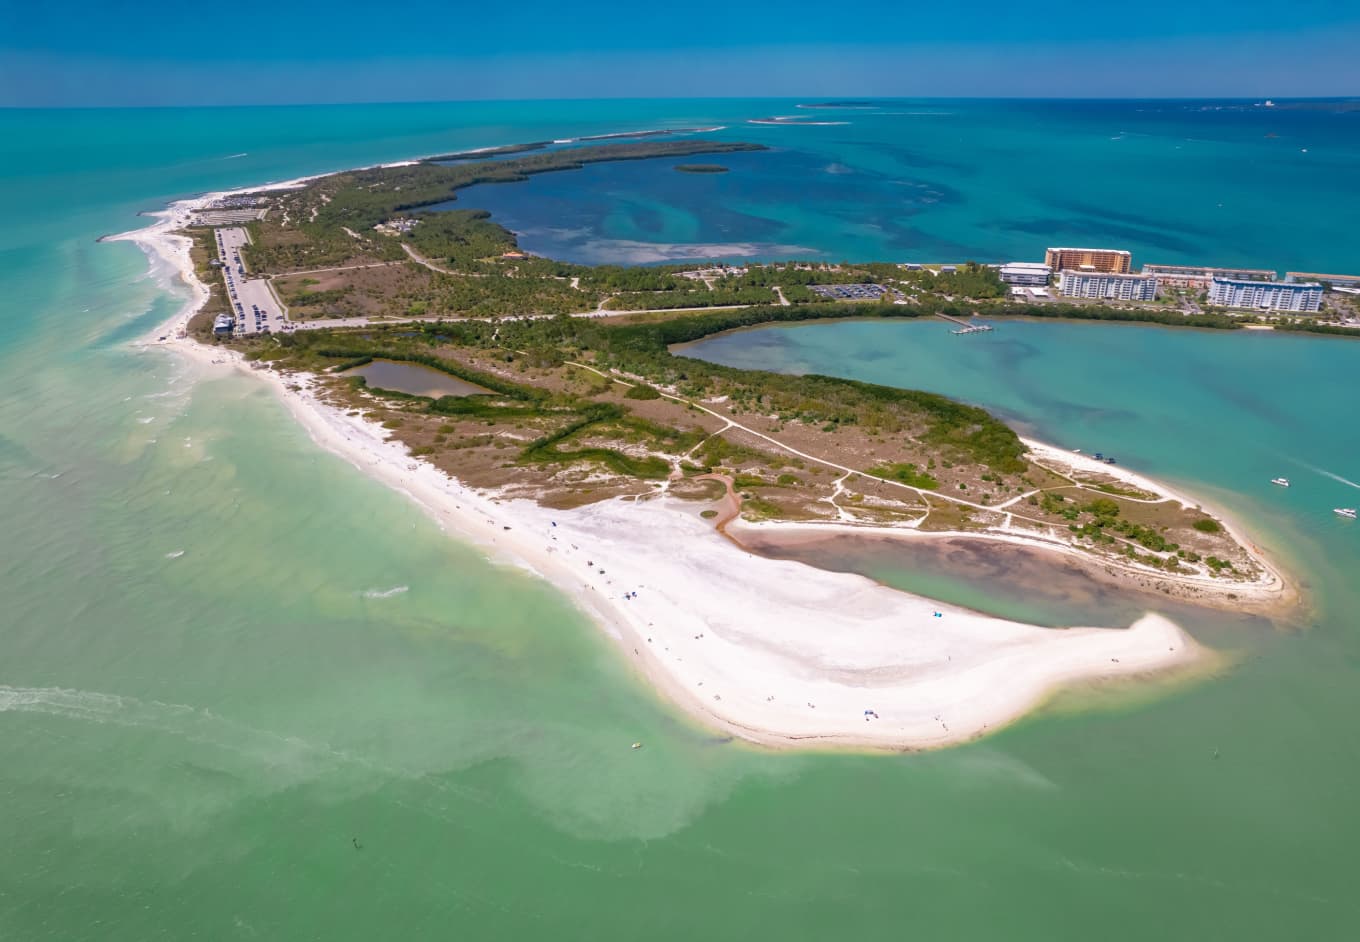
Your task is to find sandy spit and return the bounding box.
[112,188,1215,753]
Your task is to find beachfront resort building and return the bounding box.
[1208,277,1323,312]
[999,262,1052,286]
[1057,270,1157,301]
[1045,247,1132,274]
[1142,263,1275,291]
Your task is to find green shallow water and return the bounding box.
[4,102,1360,939]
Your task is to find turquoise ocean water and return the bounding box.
[2,100,1359,938]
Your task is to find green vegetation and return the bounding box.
[1063,496,1190,559]
[518,404,701,480]
[929,262,1005,299]
[987,303,1242,331]
[254,304,1028,475]
[281,285,352,308]
[1091,481,1155,498]
[694,435,778,471]
[230,136,1322,342]
[1280,322,1360,339]
[243,140,766,273]
[868,462,939,489]
[314,347,533,400]
[545,311,1024,470]
[191,141,1262,581]
[230,306,1252,578]
[577,266,686,292]
[423,142,551,161]
[609,286,782,309]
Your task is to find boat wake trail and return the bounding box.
[0,685,380,776]
[1293,460,1360,490]
[362,585,409,599]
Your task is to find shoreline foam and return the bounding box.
[109,173,1255,753]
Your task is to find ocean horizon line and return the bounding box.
[5,94,1360,113]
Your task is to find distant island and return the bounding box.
[425,141,551,161]
[748,116,849,126]
[674,163,730,173]
[797,101,880,109]
[573,127,723,141]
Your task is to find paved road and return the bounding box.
[283,302,755,333]
[214,227,292,337]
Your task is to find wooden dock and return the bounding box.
[936,312,994,334]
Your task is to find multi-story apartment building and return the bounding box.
[999,262,1052,286]
[1142,263,1275,290]
[1057,270,1157,301]
[1208,277,1323,312]
[1044,247,1132,274]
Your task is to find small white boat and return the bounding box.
[1271,477,1290,487]
[1335,508,1356,519]
[630,742,643,750]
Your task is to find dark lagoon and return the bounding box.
[344,358,492,397]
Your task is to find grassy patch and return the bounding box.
[868,462,939,489]
[624,383,662,400]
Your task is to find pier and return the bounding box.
[936,312,995,334]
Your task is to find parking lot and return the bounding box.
[214,227,292,337]
[809,283,903,301]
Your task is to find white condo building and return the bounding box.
[1208,277,1322,312]
[1058,270,1157,301]
[999,262,1052,286]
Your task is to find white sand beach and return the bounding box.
[115,185,1235,751]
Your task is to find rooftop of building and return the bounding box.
[1143,263,1275,277]
[1285,272,1360,283]
[1059,269,1153,278]
[1046,247,1132,255]
[1213,275,1321,287]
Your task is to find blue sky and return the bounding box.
[2,0,1358,105]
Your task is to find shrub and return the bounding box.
[625,383,661,400]
[1084,498,1121,518]
[872,463,939,488]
